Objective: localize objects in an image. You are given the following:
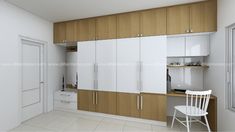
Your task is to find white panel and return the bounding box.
[77,41,96,90]
[117,38,140,93]
[22,89,40,107]
[167,37,185,57]
[22,44,40,91]
[141,36,167,94]
[22,100,43,121]
[169,68,204,91]
[96,40,116,92]
[185,35,209,56]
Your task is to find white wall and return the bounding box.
[66,52,77,86]
[205,0,235,131]
[0,0,65,131]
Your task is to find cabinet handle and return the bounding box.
[60,94,70,97]
[186,30,190,33]
[92,92,95,104]
[60,100,70,104]
[140,95,143,110]
[95,92,98,105]
[140,34,143,37]
[190,29,194,33]
[137,95,140,110]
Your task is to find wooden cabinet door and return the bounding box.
[96,15,117,40]
[54,22,66,43]
[140,93,167,122]
[203,0,217,32]
[96,91,117,115]
[77,90,96,112]
[167,5,190,35]
[77,18,96,41]
[117,12,140,38]
[117,92,140,118]
[140,8,166,36]
[65,21,77,42]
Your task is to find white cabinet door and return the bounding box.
[167,37,185,57]
[140,36,167,94]
[117,38,140,93]
[77,41,96,90]
[185,35,209,56]
[96,39,117,92]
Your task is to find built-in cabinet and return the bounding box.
[77,18,96,41]
[53,0,217,43]
[167,35,210,57]
[140,8,167,36]
[167,0,217,35]
[95,15,117,40]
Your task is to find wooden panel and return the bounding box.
[66,21,77,42]
[207,97,217,132]
[190,3,205,33]
[77,90,96,112]
[140,8,167,36]
[167,5,190,35]
[77,18,96,41]
[54,22,66,43]
[96,15,117,40]
[204,0,217,32]
[140,93,167,121]
[117,92,140,118]
[96,91,117,115]
[117,12,140,38]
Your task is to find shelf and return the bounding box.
[167,65,209,68]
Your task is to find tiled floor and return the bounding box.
[10,110,208,132]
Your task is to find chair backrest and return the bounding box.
[185,90,212,115]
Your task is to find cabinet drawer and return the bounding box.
[54,91,77,102]
[54,100,77,110]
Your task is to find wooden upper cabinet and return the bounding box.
[96,15,117,40]
[189,0,217,33]
[65,20,77,42]
[167,5,190,35]
[140,8,167,36]
[77,18,96,41]
[117,12,140,38]
[54,22,66,43]
[203,0,217,32]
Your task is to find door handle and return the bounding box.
[92,92,95,104]
[137,95,140,110]
[95,92,98,105]
[140,95,143,110]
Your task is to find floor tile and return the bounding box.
[10,124,53,132]
[94,118,125,132]
[124,121,152,131]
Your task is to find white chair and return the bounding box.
[171,90,212,132]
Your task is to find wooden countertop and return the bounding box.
[167,91,217,100]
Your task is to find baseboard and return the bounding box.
[55,109,167,127]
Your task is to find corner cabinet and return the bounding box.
[167,0,217,35]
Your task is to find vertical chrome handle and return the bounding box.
[139,62,143,91]
[137,95,140,110]
[140,95,143,110]
[95,92,98,105]
[92,92,95,104]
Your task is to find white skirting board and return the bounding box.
[55,109,167,127]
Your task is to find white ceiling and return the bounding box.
[7,0,204,22]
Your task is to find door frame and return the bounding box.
[18,35,48,122]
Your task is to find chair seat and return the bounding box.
[175,105,208,116]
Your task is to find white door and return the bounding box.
[22,40,44,121]
[77,41,96,90]
[140,36,167,94]
[117,38,140,93]
[96,40,117,92]
[185,35,209,56]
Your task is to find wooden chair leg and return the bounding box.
[171,109,177,128]
[204,115,211,132]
